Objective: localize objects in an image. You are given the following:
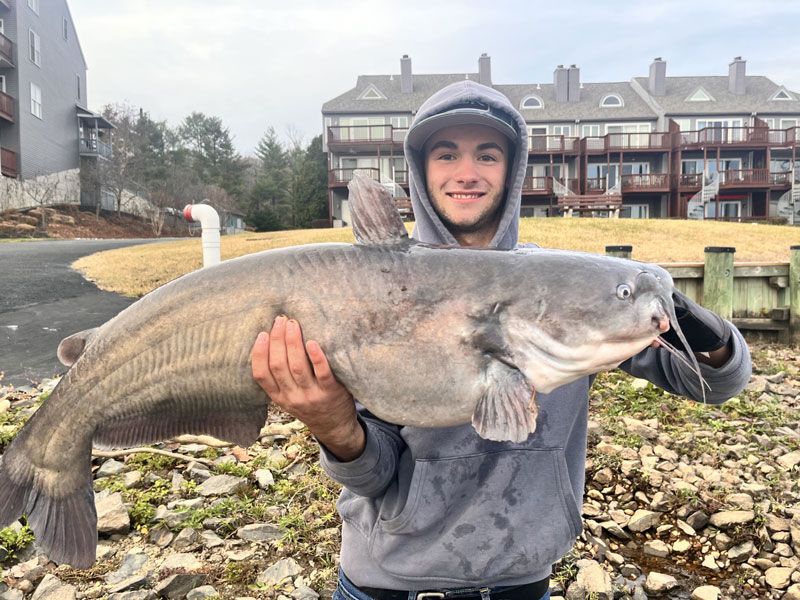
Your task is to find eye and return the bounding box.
[616,284,632,300]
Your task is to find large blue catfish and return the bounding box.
[0,171,701,568]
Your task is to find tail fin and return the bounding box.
[0,432,97,569]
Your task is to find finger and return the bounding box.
[306,340,339,388]
[285,319,314,388]
[268,315,292,384]
[252,332,280,395]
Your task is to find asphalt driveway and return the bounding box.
[0,239,176,387]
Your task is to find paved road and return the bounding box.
[0,239,176,387]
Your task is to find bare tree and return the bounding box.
[23,175,61,231]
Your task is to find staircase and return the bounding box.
[687,172,719,220]
[776,180,800,225]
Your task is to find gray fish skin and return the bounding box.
[0,238,677,569]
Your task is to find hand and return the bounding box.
[252,316,365,461]
[659,290,732,367]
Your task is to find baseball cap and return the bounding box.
[406,100,519,152]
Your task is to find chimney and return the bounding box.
[554,65,568,102]
[729,56,746,95]
[400,55,413,93]
[649,57,666,96]
[478,53,492,86]
[567,64,580,102]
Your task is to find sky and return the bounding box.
[68,0,800,157]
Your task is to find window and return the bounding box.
[520,95,543,109]
[29,30,41,66]
[76,74,81,100]
[687,88,714,102]
[0,19,4,35]
[772,89,794,101]
[358,85,386,100]
[551,125,571,136]
[706,201,740,219]
[781,119,799,129]
[390,115,408,128]
[27,0,39,14]
[582,124,600,137]
[63,17,69,41]
[600,94,623,107]
[30,82,42,119]
[621,204,649,219]
[0,75,5,94]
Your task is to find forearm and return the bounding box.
[312,416,366,462]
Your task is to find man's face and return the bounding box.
[423,124,509,246]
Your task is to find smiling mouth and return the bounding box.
[448,192,485,200]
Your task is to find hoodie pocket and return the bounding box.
[369,448,582,583]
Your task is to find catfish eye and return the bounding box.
[617,284,632,300]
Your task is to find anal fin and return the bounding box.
[472,362,538,443]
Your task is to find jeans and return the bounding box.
[333,570,551,600]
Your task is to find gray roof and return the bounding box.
[496,82,657,122]
[632,76,800,116]
[322,74,479,114]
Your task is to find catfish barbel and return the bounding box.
[0,171,703,568]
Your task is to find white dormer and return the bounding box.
[520,95,544,109]
[358,84,387,100]
[600,94,624,108]
[686,87,715,102]
[771,88,796,101]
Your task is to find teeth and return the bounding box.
[450,193,481,199]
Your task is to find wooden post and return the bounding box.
[606,245,632,259]
[791,245,800,341]
[703,246,735,318]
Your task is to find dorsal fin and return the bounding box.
[347,170,409,245]
[57,327,98,367]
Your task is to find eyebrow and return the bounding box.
[427,140,506,154]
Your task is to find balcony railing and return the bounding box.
[79,136,112,159]
[392,170,408,184]
[1,147,17,178]
[585,177,606,194]
[0,90,13,122]
[770,171,797,186]
[529,135,579,153]
[718,168,769,187]
[678,173,703,188]
[327,125,407,145]
[585,132,672,153]
[620,173,670,191]
[328,167,380,185]
[522,176,553,194]
[679,126,771,147]
[0,31,12,66]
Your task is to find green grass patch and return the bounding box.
[0,524,34,563]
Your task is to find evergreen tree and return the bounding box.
[286,135,328,228]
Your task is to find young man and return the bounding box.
[251,81,752,600]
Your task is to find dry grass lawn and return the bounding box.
[74,218,800,298]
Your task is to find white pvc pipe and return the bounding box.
[183,203,221,267]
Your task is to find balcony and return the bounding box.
[678,173,703,189]
[0,90,13,122]
[0,31,12,67]
[328,167,380,186]
[770,171,797,187]
[528,135,579,154]
[585,132,672,153]
[620,173,671,192]
[679,126,771,148]
[718,168,770,188]
[557,194,623,214]
[79,136,112,159]
[585,177,607,194]
[1,148,17,178]
[327,125,407,147]
[768,127,800,147]
[522,176,554,195]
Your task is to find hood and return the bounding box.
[404,81,529,249]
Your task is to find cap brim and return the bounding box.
[406,110,518,151]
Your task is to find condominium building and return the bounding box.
[322,55,800,224]
[0,0,111,205]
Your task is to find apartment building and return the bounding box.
[0,0,111,206]
[322,55,800,224]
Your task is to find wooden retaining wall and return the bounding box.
[605,245,800,341]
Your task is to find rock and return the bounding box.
[621,416,659,440]
[575,561,613,600]
[701,554,720,572]
[784,584,800,600]
[598,520,630,539]
[187,465,212,482]
[186,587,220,600]
[160,553,202,572]
[122,471,143,488]
[672,539,692,553]
[643,540,670,558]
[154,574,206,599]
[725,493,754,510]
[149,526,174,548]
[627,509,660,532]
[96,459,127,478]
[31,575,76,600]
[728,541,755,563]
[708,510,755,528]
[766,513,792,532]
[96,491,131,534]
[257,558,303,586]
[105,552,150,585]
[677,519,697,536]
[237,523,284,542]
[200,530,225,548]
[291,586,320,600]
[107,576,151,594]
[644,572,679,594]
[791,513,800,554]
[172,527,199,550]
[96,542,117,562]
[691,585,720,600]
[255,469,275,489]
[650,492,672,511]
[196,475,248,497]
[765,566,793,589]
[777,452,800,469]
[107,592,156,600]
[0,399,10,414]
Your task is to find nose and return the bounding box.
[656,315,670,333]
[651,303,670,332]
[454,158,479,184]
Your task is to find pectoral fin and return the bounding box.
[472,362,538,443]
[57,328,99,367]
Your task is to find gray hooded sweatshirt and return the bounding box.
[320,81,752,590]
